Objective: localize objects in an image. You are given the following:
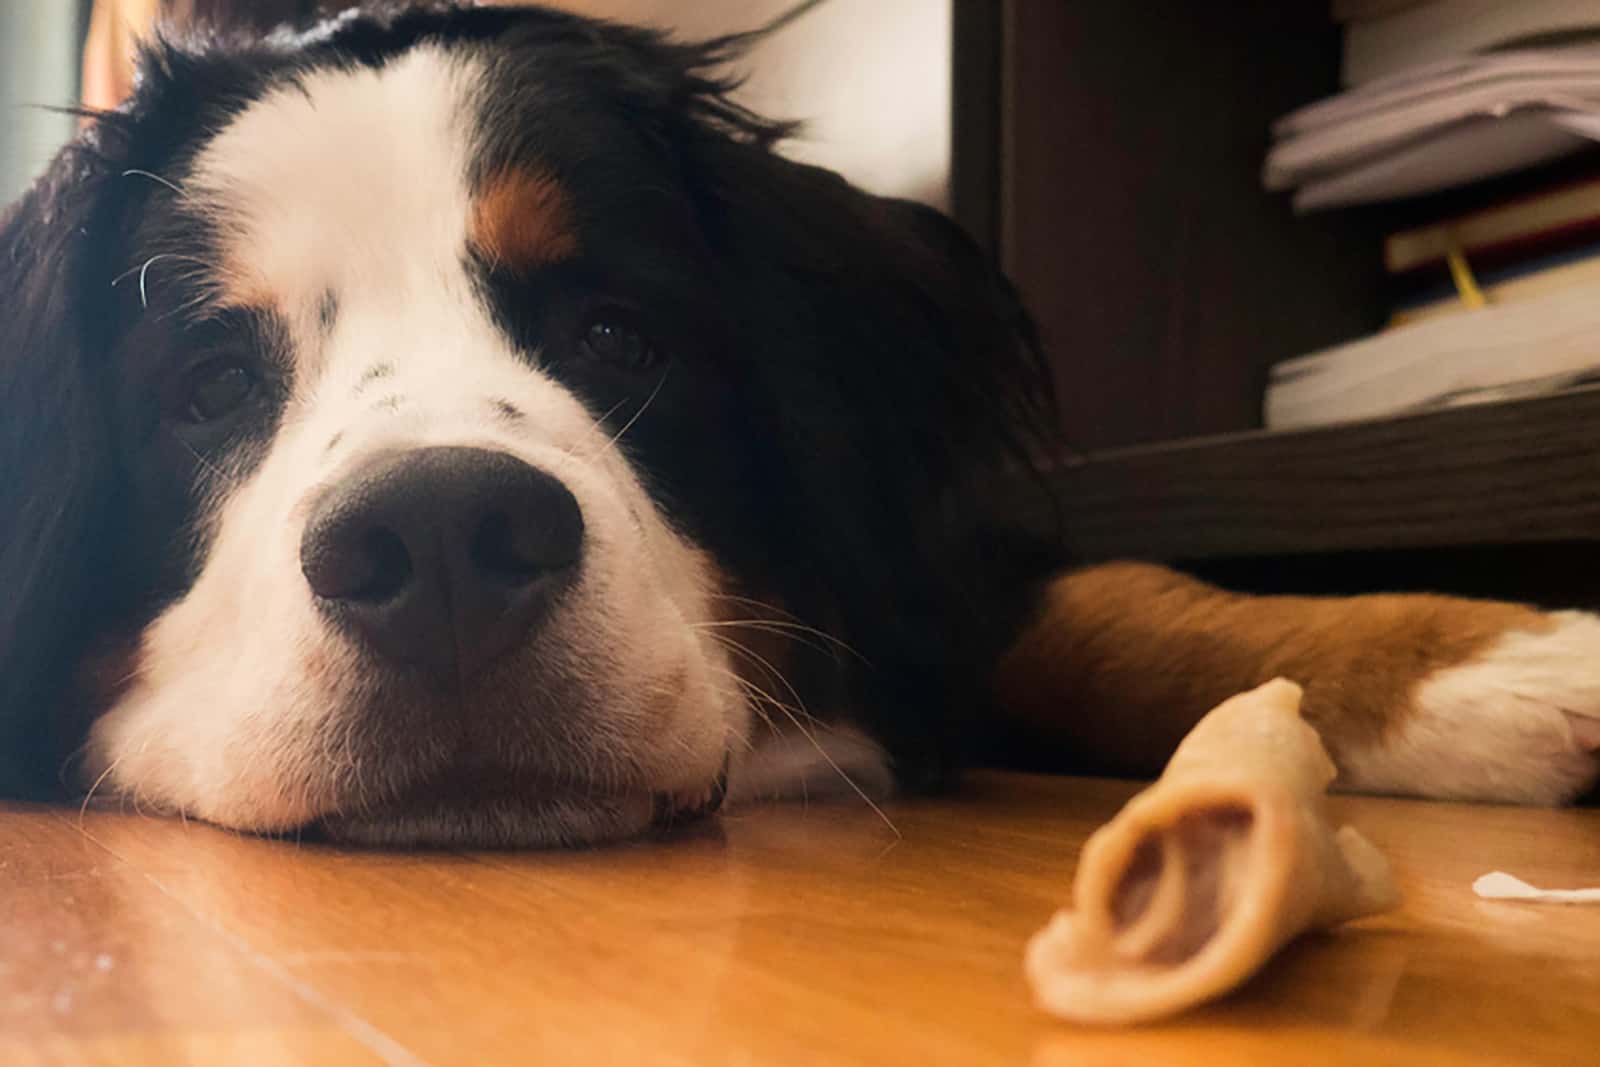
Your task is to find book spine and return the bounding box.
[1386,201,1600,276]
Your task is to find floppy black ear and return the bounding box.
[695,146,1060,548]
[0,136,128,798]
[680,131,1065,784]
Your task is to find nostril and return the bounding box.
[470,503,582,585]
[472,511,540,584]
[347,528,412,601]
[302,523,413,602]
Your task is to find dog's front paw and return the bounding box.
[1338,611,1600,804]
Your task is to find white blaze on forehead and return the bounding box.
[185,45,482,324]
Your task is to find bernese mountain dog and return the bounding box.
[1,2,1595,847]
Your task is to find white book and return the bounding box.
[1265,76,1600,190]
[1279,44,1600,139]
[1344,0,1600,87]
[1266,44,1600,208]
[1290,109,1593,211]
[1264,282,1600,429]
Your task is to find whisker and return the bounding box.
[702,593,872,665]
[708,663,804,798]
[708,592,807,622]
[705,664,782,748]
[705,632,898,836]
[122,168,186,196]
[558,398,629,463]
[597,365,671,456]
[78,753,128,829]
[178,435,231,485]
[111,252,215,312]
[693,620,834,660]
[591,398,628,428]
[693,618,869,665]
[114,660,156,688]
[137,255,164,309]
[159,281,230,323]
[722,660,899,837]
[703,631,821,728]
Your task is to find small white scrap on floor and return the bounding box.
[1473,871,1600,904]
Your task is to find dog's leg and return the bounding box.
[994,562,1600,804]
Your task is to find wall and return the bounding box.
[0,1,80,203]
[548,0,951,208]
[5,1,951,211]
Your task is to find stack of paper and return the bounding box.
[1266,45,1600,211]
[1340,0,1600,87]
[1263,281,1600,430]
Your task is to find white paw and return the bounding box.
[1339,611,1600,804]
[726,723,893,807]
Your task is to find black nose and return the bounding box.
[300,446,584,681]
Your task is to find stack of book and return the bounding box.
[1385,174,1600,328]
[1262,0,1600,430]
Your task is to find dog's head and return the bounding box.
[0,2,1056,845]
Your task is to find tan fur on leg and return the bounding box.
[995,563,1600,803]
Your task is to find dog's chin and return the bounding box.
[314,790,658,848]
[310,763,731,849]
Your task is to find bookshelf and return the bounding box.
[1040,383,1600,561]
[958,1,1600,598]
[962,0,1388,451]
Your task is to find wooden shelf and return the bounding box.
[1045,384,1600,562]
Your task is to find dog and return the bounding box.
[1,2,1596,847]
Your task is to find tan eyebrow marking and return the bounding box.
[469,167,580,270]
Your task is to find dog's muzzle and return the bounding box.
[300,446,584,681]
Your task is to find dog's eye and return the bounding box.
[184,360,256,422]
[581,310,658,370]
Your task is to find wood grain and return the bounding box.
[0,809,383,1064]
[3,775,1597,1065]
[1041,383,1600,562]
[1002,0,1382,451]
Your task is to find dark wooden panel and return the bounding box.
[1188,543,1600,610]
[1037,385,1600,562]
[1002,0,1386,449]
[950,0,1001,254]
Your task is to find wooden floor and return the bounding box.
[3,773,1598,1066]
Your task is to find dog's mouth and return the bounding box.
[308,756,731,849]
[651,755,731,827]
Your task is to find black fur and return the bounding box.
[0,2,1063,802]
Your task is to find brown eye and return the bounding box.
[185,361,256,422]
[581,311,658,369]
